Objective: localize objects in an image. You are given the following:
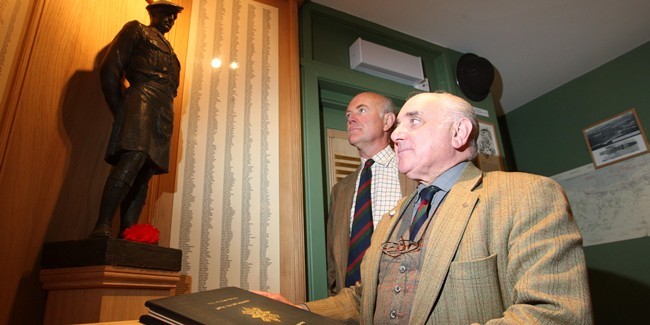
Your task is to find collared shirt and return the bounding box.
[374,161,468,324]
[350,145,403,229]
[409,161,467,228]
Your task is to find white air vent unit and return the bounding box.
[349,38,429,91]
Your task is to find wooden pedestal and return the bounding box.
[40,265,179,324]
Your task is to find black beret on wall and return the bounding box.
[456,53,494,101]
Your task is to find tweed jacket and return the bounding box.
[327,166,416,295]
[310,162,593,324]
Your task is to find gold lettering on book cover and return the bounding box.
[214,299,250,311]
[207,297,238,305]
[241,307,281,322]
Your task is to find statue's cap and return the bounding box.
[146,0,184,13]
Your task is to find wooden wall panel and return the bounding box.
[265,0,305,303]
[0,0,191,323]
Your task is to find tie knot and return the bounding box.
[419,185,439,202]
[364,159,375,169]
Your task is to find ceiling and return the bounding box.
[311,0,650,115]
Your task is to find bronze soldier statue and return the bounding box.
[91,0,183,238]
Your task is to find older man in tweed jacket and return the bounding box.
[266,91,593,324]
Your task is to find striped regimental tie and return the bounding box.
[345,159,374,287]
[409,185,440,241]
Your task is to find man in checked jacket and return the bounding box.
[327,92,415,296]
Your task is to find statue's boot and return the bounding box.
[89,152,146,238]
[90,175,132,238]
[119,168,154,237]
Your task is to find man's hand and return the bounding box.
[250,290,308,310]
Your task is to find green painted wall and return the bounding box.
[504,41,650,323]
[299,2,500,300]
[504,42,650,175]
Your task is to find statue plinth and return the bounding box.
[40,238,182,324]
[41,237,181,271]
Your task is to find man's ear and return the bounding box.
[451,118,473,149]
[383,113,396,131]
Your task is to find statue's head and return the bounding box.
[146,0,184,34]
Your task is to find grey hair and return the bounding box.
[376,94,397,133]
[377,94,396,116]
[431,91,480,159]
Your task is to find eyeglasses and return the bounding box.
[380,237,422,258]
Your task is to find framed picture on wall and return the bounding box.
[475,121,503,171]
[583,108,649,168]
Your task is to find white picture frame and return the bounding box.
[476,120,503,171]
